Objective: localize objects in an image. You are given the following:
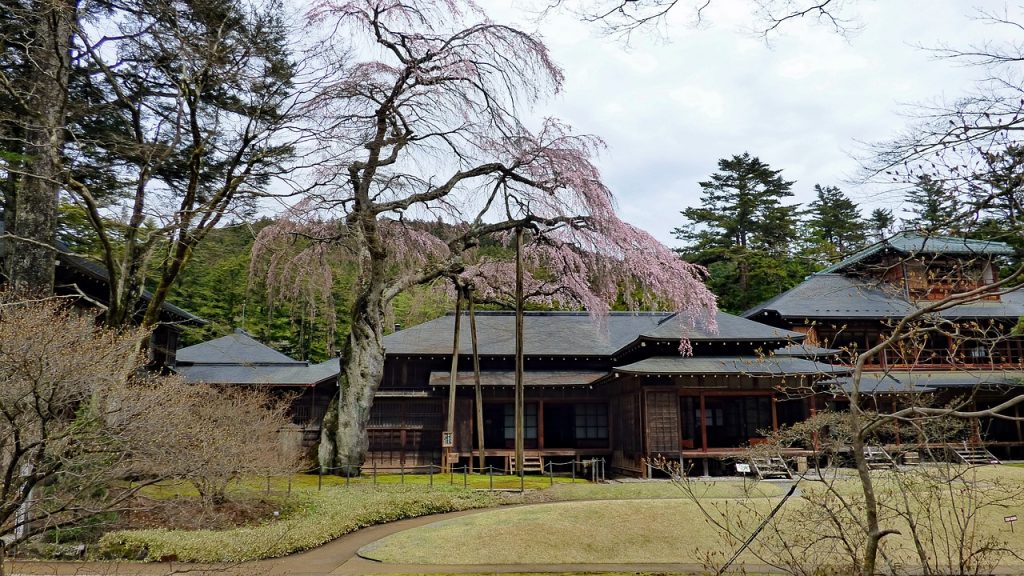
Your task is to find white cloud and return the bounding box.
[488,0,1016,246]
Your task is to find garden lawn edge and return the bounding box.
[97,486,503,563]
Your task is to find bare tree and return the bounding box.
[544,0,858,39]
[651,242,1024,576]
[0,296,152,572]
[114,379,304,506]
[0,296,303,573]
[1,0,304,344]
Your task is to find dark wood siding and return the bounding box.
[645,390,680,454]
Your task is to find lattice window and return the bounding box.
[503,403,537,440]
[368,400,402,428]
[574,403,609,440]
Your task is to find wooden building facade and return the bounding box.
[373,311,845,475]
[744,233,1024,460]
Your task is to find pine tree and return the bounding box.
[801,184,867,262]
[868,208,896,242]
[904,175,957,233]
[674,152,801,312]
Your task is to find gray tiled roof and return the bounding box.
[384,311,664,356]
[427,370,606,387]
[176,358,339,386]
[641,311,804,342]
[823,369,1024,394]
[743,274,1024,320]
[769,343,842,359]
[382,310,802,357]
[177,329,299,365]
[819,232,1015,275]
[175,329,340,387]
[823,373,934,394]
[613,356,849,376]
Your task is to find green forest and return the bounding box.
[93,150,1014,359]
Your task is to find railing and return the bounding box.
[296,457,608,492]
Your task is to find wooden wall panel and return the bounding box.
[645,391,680,454]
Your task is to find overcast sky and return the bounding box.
[483,1,1018,246]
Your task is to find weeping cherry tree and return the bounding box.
[254,0,718,474]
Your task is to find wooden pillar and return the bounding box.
[699,392,708,452]
[538,400,545,450]
[446,291,463,437]
[469,292,485,472]
[771,395,779,433]
[514,227,525,476]
[892,396,901,446]
[809,393,819,451]
[445,290,464,472]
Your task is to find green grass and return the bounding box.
[378,569,704,573]
[98,484,505,562]
[537,479,784,501]
[361,465,1024,568]
[360,499,772,564]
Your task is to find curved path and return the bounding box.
[14,494,1023,575]
[6,502,775,576]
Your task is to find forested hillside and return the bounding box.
[166,221,450,361]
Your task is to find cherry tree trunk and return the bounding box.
[319,230,388,475]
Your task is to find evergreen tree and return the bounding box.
[868,208,895,241]
[674,152,801,312]
[802,184,867,261]
[904,175,957,233]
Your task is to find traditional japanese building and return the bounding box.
[372,310,846,475]
[0,223,203,368]
[743,232,1024,459]
[174,329,339,441]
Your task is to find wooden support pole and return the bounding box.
[699,392,708,452]
[446,287,464,471]
[469,289,486,473]
[515,227,525,477]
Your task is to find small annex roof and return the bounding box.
[743,274,1024,321]
[818,232,1015,275]
[59,254,203,323]
[613,356,849,376]
[823,369,1024,394]
[174,329,340,387]
[177,329,299,365]
[175,358,340,387]
[383,310,801,358]
[428,370,606,388]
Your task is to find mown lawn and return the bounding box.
[360,466,1024,569]
[101,473,775,563]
